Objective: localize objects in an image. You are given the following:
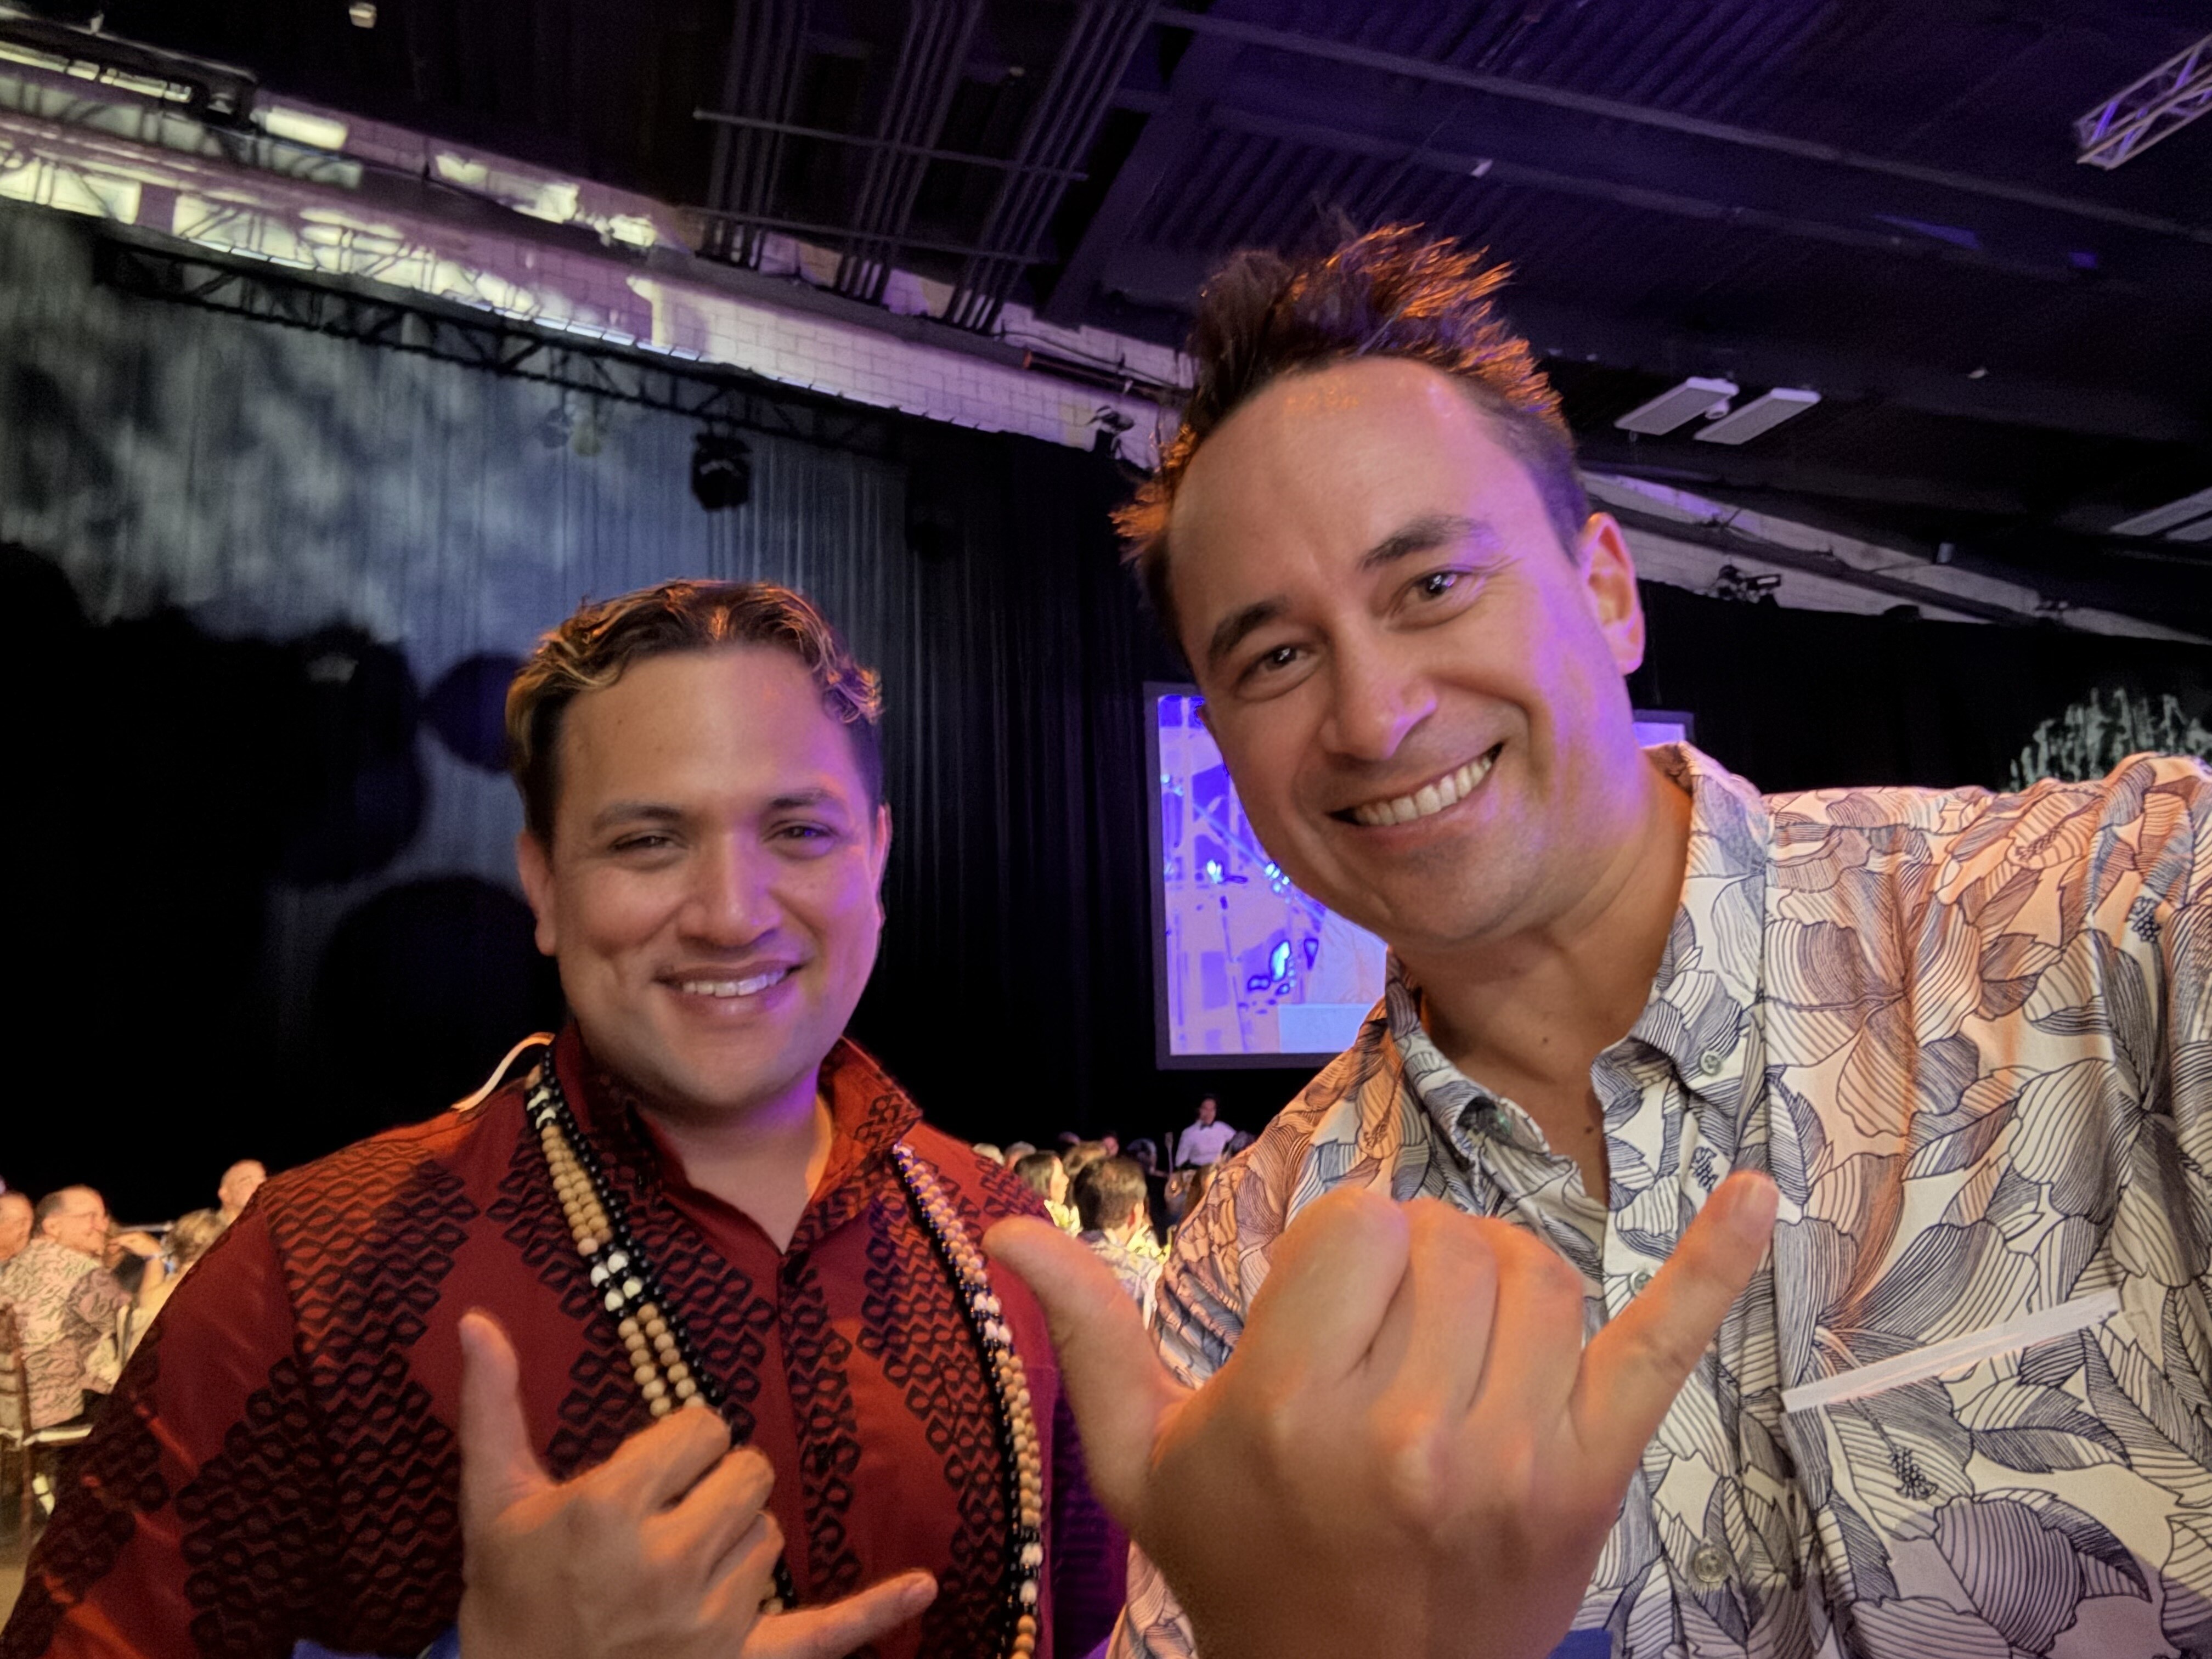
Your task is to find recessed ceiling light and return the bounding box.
[1695,387,1821,446]
[1613,376,1739,436]
[348,2,376,27]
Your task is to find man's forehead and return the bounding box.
[557,647,864,795]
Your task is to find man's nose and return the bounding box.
[1321,639,1435,763]
[682,837,780,945]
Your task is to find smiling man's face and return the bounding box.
[518,645,889,1124]
[1167,356,1651,956]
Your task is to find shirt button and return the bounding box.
[1698,1052,1722,1075]
[1689,1544,1730,1587]
[1629,1269,1654,1293]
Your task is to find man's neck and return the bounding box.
[1400,759,1694,1203]
[631,1067,836,1255]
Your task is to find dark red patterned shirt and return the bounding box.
[2,1029,1118,1659]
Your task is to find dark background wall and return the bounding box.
[5,202,2209,1221]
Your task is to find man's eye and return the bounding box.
[612,833,672,853]
[1418,571,1461,599]
[1252,644,1299,675]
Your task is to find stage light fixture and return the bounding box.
[1695,387,1821,446]
[690,431,752,511]
[348,2,377,25]
[2113,486,2212,539]
[2076,32,2212,170]
[1613,377,1739,436]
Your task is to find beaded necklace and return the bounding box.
[522,1059,1046,1658]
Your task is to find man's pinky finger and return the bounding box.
[747,1572,939,1659]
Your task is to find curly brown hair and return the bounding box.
[505,579,884,841]
[1115,225,1588,650]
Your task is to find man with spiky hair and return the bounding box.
[7,581,1116,1659]
[990,226,2212,1659]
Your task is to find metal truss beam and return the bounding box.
[2076,33,2212,169]
[92,235,905,459]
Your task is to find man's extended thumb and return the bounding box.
[458,1307,554,1530]
[984,1218,1184,1527]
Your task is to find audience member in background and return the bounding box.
[0,1189,32,1264]
[1121,1140,1173,1244]
[1014,1150,1080,1234]
[0,1187,163,1430]
[971,1142,1006,1166]
[1171,1094,1235,1169]
[119,1207,227,1362]
[1003,1139,1037,1162]
[1098,1132,1120,1158]
[215,1158,267,1226]
[1054,1130,1081,1153]
[8,581,1116,1659]
[1162,1163,1211,1232]
[1061,1139,1109,1182]
[1070,1158,1160,1323]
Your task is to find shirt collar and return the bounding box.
[1384,743,1773,1150]
[552,1023,923,1250]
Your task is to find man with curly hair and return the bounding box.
[7,582,1118,1659]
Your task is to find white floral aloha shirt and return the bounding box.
[1116,744,2212,1659]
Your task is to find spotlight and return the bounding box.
[348,1,377,25]
[690,432,752,511]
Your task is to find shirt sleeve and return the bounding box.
[1,1216,336,1659]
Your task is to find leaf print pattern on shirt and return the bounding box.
[1114,745,2212,1659]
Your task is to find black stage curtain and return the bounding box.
[5,203,2211,1218]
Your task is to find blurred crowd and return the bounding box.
[975,1094,1252,1321]
[0,1160,266,1471]
[0,1097,1246,1503]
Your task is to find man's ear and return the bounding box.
[872,802,894,919]
[515,830,559,958]
[1575,512,1647,676]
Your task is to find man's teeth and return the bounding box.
[1351,751,1495,828]
[676,968,791,998]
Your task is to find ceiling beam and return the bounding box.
[1206,73,2182,290]
[1577,438,2028,518]
[1149,8,2212,249]
[1038,31,1240,326]
[1092,243,2207,447]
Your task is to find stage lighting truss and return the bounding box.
[2076,33,2212,170]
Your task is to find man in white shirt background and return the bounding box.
[1170,1096,1234,1169]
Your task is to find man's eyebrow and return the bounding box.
[1204,598,1287,672]
[588,800,684,832]
[1358,514,1503,571]
[766,787,839,810]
